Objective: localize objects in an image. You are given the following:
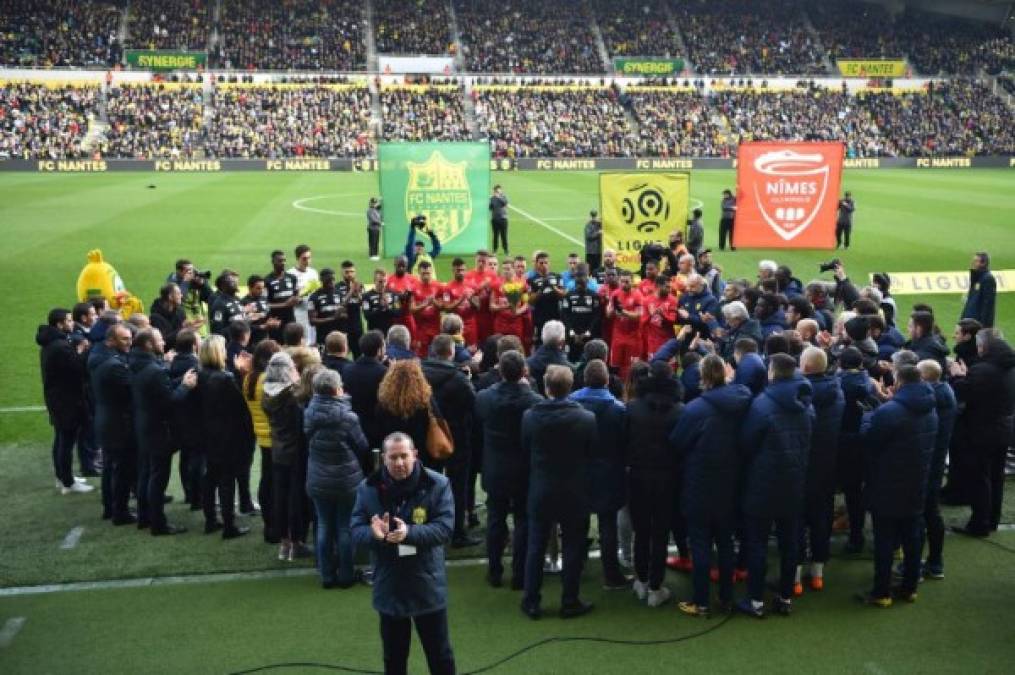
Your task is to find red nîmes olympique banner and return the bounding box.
[733,142,844,249]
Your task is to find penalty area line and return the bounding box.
[0,617,26,648]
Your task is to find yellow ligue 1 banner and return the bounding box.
[599,172,690,270]
[874,270,1015,295]
[836,59,907,78]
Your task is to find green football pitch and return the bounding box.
[0,169,1013,673]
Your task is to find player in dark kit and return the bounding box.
[209,270,245,337]
[527,251,565,343]
[308,268,342,346]
[362,269,400,335]
[559,264,602,362]
[337,261,365,357]
[265,250,300,339]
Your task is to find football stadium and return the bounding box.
[1,1,1014,673]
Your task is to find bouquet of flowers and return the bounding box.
[503,280,527,307]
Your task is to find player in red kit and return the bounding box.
[643,280,678,357]
[490,259,528,341]
[597,266,620,347]
[410,261,444,357]
[464,250,499,344]
[439,258,481,347]
[385,254,420,339]
[607,270,644,379]
[638,260,661,297]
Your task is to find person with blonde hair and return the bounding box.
[244,339,282,542]
[374,359,435,461]
[196,334,254,539]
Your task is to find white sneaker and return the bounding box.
[647,586,672,607]
[369,256,380,261]
[55,477,87,488]
[62,482,94,495]
[632,579,649,601]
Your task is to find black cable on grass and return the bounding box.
[227,614,734,675]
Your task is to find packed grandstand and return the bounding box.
[0,0,1012,161]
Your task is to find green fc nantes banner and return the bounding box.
[378,143,490,256]
[125,50,208,71]
[599,173,690,271]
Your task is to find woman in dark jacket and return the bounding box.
[374,360,434,461]
[262,351,305,561]
[305,369,368,588]
[625,360,683,607]
[197,335,254,539]
[670,355,752,617]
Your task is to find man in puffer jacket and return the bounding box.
[859,365,937,607]
[305,369,368,588]
[737,354,813,619]
[917,360,956,579]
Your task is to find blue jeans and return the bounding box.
[313,493,357,585]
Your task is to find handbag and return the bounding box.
[426,405,455,461]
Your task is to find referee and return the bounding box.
[490,185,509,255]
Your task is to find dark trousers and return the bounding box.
[446,452,471,537]
[968,443,1008,533]
[101,447,113,515]
[595,509,621,581]
[258,447,275,536]
[486,489,528,583]
[585,253,601,271]
[136,444,151,525]
[745,516,798,601]
[671,482,689,558]
[835,222,852,248]
[718,218,734,250]
[368,229,380,257]
[872,513,921,597]
[799,491,834,564]
[347,330,363,359]
[839,454,865,547]
[379,609,455,675]
[203,457,236,527]
[180,442,203,506]
[53,425,79,487]
[273,461,305,541]
[107,443,136,520]
[236,442,255,510]
[923,484,944,567]
[687,515,734,607]
[491,217,509,253]
[147,450,173,530]
[524,509,587,608]
[628,473,673,589]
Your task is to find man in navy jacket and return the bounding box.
[859,366,937,607]
[737,354,813,618]
[351,431,455,675]
[918,360,956,579]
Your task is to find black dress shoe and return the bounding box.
[151,524,187,536]
[951,525,989,538]
[560,599,594,619]
[451,534,482,548]
[112,514,138,526]
[520,602,542,620]
[222,525,251,540]
[204,521,224,534]
[137,520,150,530]
[102,510,112,520]
[486,572,503,588]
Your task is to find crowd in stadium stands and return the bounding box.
[895,9,1010,76]
[675,0,827,75]
[866,81,1015,157]
[214,0,365,71]
[591,0,682,59]
[476,85,638,157]
[374,0,451,55]
[205,85,373,158]
[808,1,903,61]
[0,0,122,67]
[0,83,99,160]
[104,84,205,159]
[456,0,603,74]
[380,87,470,142]
[626,90,727,158]
[127,0,210,52]
[998,76,1015,97]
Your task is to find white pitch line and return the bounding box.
[0,617,26,648]
[292,191,372,218]
[0,406,45,413]
[60,526,84,550]
[509,204,584,247]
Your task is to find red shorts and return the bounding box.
[610,334,643,378]
[462,318,479,348]
[415,329,439,358]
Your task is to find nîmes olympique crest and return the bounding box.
[751,149,832,241]
[406,151,472,243]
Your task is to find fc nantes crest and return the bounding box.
[405,151,473,244]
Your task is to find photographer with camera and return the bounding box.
[367,198,383,261]
[817,259,860,311]
[405,214,442,274]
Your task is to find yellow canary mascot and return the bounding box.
[76,249,144,319]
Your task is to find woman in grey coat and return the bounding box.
[305,369,369,588]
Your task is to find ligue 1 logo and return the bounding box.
[751,150,831,241]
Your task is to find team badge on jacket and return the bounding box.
[412,506,428,525]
